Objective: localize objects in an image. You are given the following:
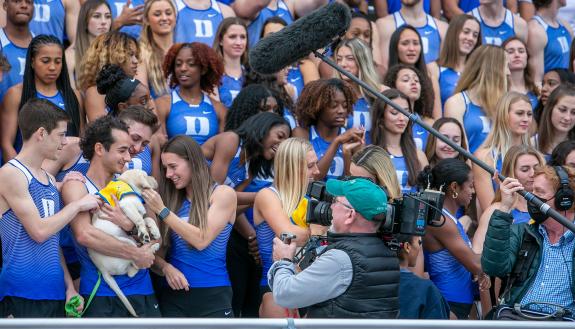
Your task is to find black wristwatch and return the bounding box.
[157,207,170,221]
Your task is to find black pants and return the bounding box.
[81,294,161,318]
[227,230,262,317]
[1,296,65,318]
[159,286,233,317]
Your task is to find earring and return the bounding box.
[452,191,458,199]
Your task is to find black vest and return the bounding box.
[306,232,400,319]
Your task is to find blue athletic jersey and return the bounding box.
[393,12,441,63]
[168,198,232,288]
[256,220,275,286]
[219,73,243,108]
[512,208,530,225]
[167,89,219,145]
[527,91,538,110]
[459,0,479,12]
[0,159,64,300]
[55,154,90,182]
[471,7,515,46]
[461,91,491,153]
[386,0,431,14]
[390,153,418,193]
[247,0,293,49]
[74,177,154,297]
[222,143,247,188]
[283,107,297,129]
[439,67,460,108]
[37,90,66,110]
[347,97,371,144]
[106,0,144,38]
[412,115,429,151]
[30,0,65,42]
[174,0,223,46]
[425,210,475,304]
[126,145,153,176]
[243,174,274,227]
[533,16,572,72]
[309,126,345,180]
[0,29,29,100]
[287,66,304,99]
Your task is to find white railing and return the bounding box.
[0,319,573,329]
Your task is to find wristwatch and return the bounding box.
[157,207,170,221]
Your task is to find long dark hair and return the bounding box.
[417,158,471,194]
[19,35,81,136]
[235,112,291,179]
[388,25,427,76]
[384,63,434,119]
[224,84,279,131]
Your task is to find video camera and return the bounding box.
[306,180,444,236]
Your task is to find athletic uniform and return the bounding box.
[309,126,345,180]
[532,15,572,72]
[287,66,304,99]
[393,11,441,63]
[223,143,247,188]
[0,29,30,100]
[283,108,297,129]
[386,0,431,14]
[439,67,460,108]
[107,0,145,38]
[159,197,234,317]
[471,7,515,46]
[390,153,418,193]
[461,91,491,153]
[0,160,65,317]
[74,177,159,317]
[167,89,219,145]
[247,0,293,49]
[412,117,429,151]
[347,97,371,145]
[174,0,223,46]
[30,0,65,42]
[126,145,153,176]
[219,73,244,108]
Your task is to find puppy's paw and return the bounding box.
[145,217,161,240]
[139,231,151,244]
[150,243,160,253]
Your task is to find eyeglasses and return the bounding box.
[333,199,353,211]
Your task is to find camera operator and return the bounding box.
[482,165,575,316]
[267,177,400,319]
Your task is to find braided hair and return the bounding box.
[96,64,142,116]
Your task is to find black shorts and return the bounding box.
[1,296,65,318]
[67,261,81,281]
[81,294,161,318]
[448,301,472,320]
[159,286,234,317]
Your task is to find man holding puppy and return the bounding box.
[62,116,160,317]
[0,99,101,317]
[268,177,400,318]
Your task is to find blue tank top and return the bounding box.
[167,88,219,145]
[106,0,144,38]
[459,0,479,12]
[223,143,247,188]
[412,115,429,151]
[390,153,418,193]
[30,0,65,42]
[527,91,538,110]
[283,107,297,129]
[424,209,474,304]
[0,29,30,100]
[60,224,78,264]
[126,145,153,176]
[248,0,293,48]
[471,7,515,46]
[243,174,274,227]
[168,198,232,287]
[385,0,431,14]
[219,73,244,108]
[347,97,372,145]
[461,91,491,153]
[309,126,345,180]
[174,0,223,46]
[287,66,304,99]
[256,220,275,286]
[37,90,66,110]
[75,177,154,296]
[393,12,441,63]
[0,159,64,300]
[533,16,572,72]
[439,67,460,108]
[512,208,530,224]
[55,154,90,182]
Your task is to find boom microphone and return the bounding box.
[249,2,351,75]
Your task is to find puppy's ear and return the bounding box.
[137,172,154,190]
[146,176,159,190]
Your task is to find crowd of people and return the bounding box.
[0,0,575,321]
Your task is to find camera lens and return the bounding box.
[312,201,333,226]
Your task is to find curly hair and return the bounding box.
[78,31,140,91]
[295,78,356,128]
[163,42,224,94]
[224,84,277,131]
[384,64,434,119]
[80,115,129,161]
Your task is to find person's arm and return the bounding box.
[42,138,81,176]
[61,249,84,312]
[154,254,190,291]
[154,94,170,137]
[299,59,319,84]
[473,149,496,214]
[427,63,442,120]
[65,47,77,91]
[316,128,363,180]
[219,3,236,18]
[472,202,498,254]
[269,247,353,309]
[506,0,518,13]
[518,1,535,21]
[441,0,464,21]
[213,99,227,133]
[111,0,144,30]
[84,87,107,123]
[444,93,465,124]
[209,133,240,185]
[73,89,86,133]
[527,20,547,86]
[373,0,388,18]
[63,0,80,45]
[231,0,270,21]
[375,17,394,76]
[255,188,310,246]
[514,15,528,45]
[150,134,162,183]
[430,0,442,19]
[292,0,328,18]
[143,185,237,250]
[1,85,22,161]
[0,166,100,243]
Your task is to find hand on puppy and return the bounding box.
[142,188,165,215]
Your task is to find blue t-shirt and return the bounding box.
[533,16,572,73]
[393,12,441,63]
[247,0,293,48]
[30,0,65,42]
[174,0,223,46]
[167,88,219,145]
[471,7,515,46]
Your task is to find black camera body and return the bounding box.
[306,181,334,226]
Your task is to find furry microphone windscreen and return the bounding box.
[249,2,351,75]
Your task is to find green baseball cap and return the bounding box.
[326,178,388,221]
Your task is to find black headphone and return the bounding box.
[553,166,574,211]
